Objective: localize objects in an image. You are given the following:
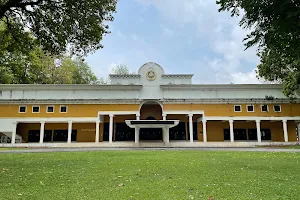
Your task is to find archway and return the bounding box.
[139,101,163,141]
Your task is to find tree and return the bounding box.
[0,0,117,56]
[217,0,300,96]
[111,64,130,75]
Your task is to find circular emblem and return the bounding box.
[146,69,156,81]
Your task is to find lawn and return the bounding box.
[0,150,300,200]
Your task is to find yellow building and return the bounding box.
[0,62,299,147]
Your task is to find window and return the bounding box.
[60,105,67,113]
[47,105,54,113]
[32,106,40,113]
[247,105,254,112]
[274,105,281,112]
[234,105,242,112]
[261,105,268,112]
[19,105,26,113]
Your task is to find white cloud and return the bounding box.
[231,68,261,84]
[136,0,259,83]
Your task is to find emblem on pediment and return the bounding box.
[146,69,156,81]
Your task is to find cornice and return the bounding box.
[0,98,297,104]
[109,74,141,79]
[162,74,193,79]
[0,84,143,91]
[160,84,283,90]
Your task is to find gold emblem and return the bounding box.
[146,70,156,81]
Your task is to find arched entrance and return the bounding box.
[139,101,163,141]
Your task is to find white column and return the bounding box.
[202,120,207,142]
[283,120,288,142]
[136,114,140,121]
[163,127,170,143]
[95,120,100,143]
[256,120,261,142]
[67,121,72,143]
[297,122,300,143]
[189,114,194,142]
[11,122,17,144]
[109,114,114,143]
[162,114,167,121]
[39,121,45,144]
[229,119,234,142]
[135,127,140,143]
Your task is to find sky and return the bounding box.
[85,0,261,84]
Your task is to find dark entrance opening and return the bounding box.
[140,128,162,141]
[53,130,77,142]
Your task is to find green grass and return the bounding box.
[0,151,300,200]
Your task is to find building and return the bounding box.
[0,62,299,147]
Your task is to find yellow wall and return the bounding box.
[0,104,139,118]
[17,122,103,142]
[164,103,300,117]
[1,103,300,118]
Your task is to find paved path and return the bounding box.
[1,147,300,154]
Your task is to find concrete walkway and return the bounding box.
[1,147,300,154]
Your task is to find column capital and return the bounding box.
[188,113,193,117]
[162,113,167,117]
[96,120,100,124]
[229,119,234,123]
[40,121,45,124]
[109,114,114,117]
[255,119,261,123]
[68,120,72,124]
[202,119,207,123]
[136,114,140,117]
[282,119,287,123]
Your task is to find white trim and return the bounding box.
[261,104,269,112]
[3,117,98,123]
[273,105,281,112]
[46,105,55,113]
[234,105,242,112]
[18,105,27,113]
[205,116,300,121]
[98,111,139,116]
[246,105,255,112]
[163,110,205,115]
[32,105,40,113]
[60,105,68,113]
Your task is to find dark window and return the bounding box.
[261,105,268,112]
[234,105,241,112]
[170,122,187,140]
[28,130,52,142]
[53,130,77,142]
[60,106,67,113]
[224,129,230,140]
[32,106,40,113]
[224,129,247,140]
[47,106,54,113]
[19,106,26,113]
[234,129,247,140]
[261,129,271,140]
[115,123,135,141]
[248,129,258,140]
[274,105,281,112]
[247,105,254,112]
[103,123,109,141]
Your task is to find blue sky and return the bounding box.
[86,0,261,84]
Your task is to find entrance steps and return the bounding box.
[1,141,299,148]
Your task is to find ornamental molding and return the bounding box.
[160,84,283,90]
[109,74,141,79]
[0,98,298,104]
[162,74,194,79]
[0,84,143,91]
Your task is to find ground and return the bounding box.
[0,150,300,200]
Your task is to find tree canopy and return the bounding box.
[217,0,300,96]
[0,0,117,56]
[111,64,130,75]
